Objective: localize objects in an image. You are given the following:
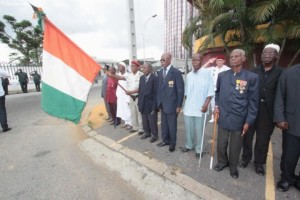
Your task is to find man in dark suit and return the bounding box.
[14,69,28,93]
[274,64,300,192]
[240,44,283,176]
[214,49,259,179]
[138,63,159,143]
[156,52,184,152]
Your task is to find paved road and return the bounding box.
[0,86,143,200]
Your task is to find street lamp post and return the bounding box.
[143,14,157,64]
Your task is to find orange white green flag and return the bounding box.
[42,18,101,124]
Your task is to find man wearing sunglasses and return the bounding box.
[156,52,184,152]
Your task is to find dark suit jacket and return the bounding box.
[274,64,300,136]
[251,65,283,117]
[156,66,184,114]
[138,73,158,114]
[215,69,259,131]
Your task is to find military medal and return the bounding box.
[235,80,240,90]
[236,79,247,93]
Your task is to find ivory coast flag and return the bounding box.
[42,18,101,124]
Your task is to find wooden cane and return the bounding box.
[210,115,218,169]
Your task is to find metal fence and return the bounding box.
[0,63,42,82]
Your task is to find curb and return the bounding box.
[80,124,232,200]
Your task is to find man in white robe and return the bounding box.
[116,62,132,128]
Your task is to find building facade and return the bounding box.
[164,0,195,59]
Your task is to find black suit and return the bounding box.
[242,65,283,166]
[157,66,184,146]
[274,64,300,185]
[138,73,158,139]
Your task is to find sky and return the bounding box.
[0,0,164,63]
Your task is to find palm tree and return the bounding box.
[184,0,300,67]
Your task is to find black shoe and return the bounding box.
[179,146,190,153]
[109,122,115,125]
[129,129,138,133]
[294,181,300,191]
[214,164,229,172]
[230,171,239,179]
[169,145,175,152]
[3,127,12,132]
[138,131,144,135]
[255,166,265,176]
[195,152,206,158]
[141,135,150,139]
[157,142,169,147]
[150,138,157,143]
[239,160,249,168]
[277,180,290,192]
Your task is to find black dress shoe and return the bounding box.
[138,131,144,135]
[239,160,249,168]
[230,171,239,179]
[179,146,190,153]
[214,164,229,172]
[195,152,206,158]
[294,181,300,191]
[169,145,175,152]
[255,166,265,176]
[149,138,157,143]
[141,135,150,139]
[129,129,138,133]
[277,180,290,192]
[157,142,169,147]
[3,127,12,132]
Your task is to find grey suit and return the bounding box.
[274,64,300,185]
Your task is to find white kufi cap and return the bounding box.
[264,43,280,53]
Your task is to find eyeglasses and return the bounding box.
[262,52,276,56]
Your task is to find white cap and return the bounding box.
[264,43,280,53]
[118,62,127,67]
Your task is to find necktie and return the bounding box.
[163,68,167,79]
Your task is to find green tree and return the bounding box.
[183,0,300,67]
[0,15,43,65]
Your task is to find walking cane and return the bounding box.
[210,115,218,169]
[198,113,207,167]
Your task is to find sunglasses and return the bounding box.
[160,58,170,62]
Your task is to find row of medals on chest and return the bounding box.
[236,79,247,94]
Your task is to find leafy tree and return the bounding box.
[0,15,43,65]
[184,0,300,67]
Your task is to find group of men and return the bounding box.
[14,69,41,93]
[101,45,300,192]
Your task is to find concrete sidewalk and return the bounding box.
[80,102,300,200]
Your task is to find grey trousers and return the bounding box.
[217,126,243,172]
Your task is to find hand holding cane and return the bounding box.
[210,114,218,169]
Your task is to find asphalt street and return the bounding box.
[0,86,143,200]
